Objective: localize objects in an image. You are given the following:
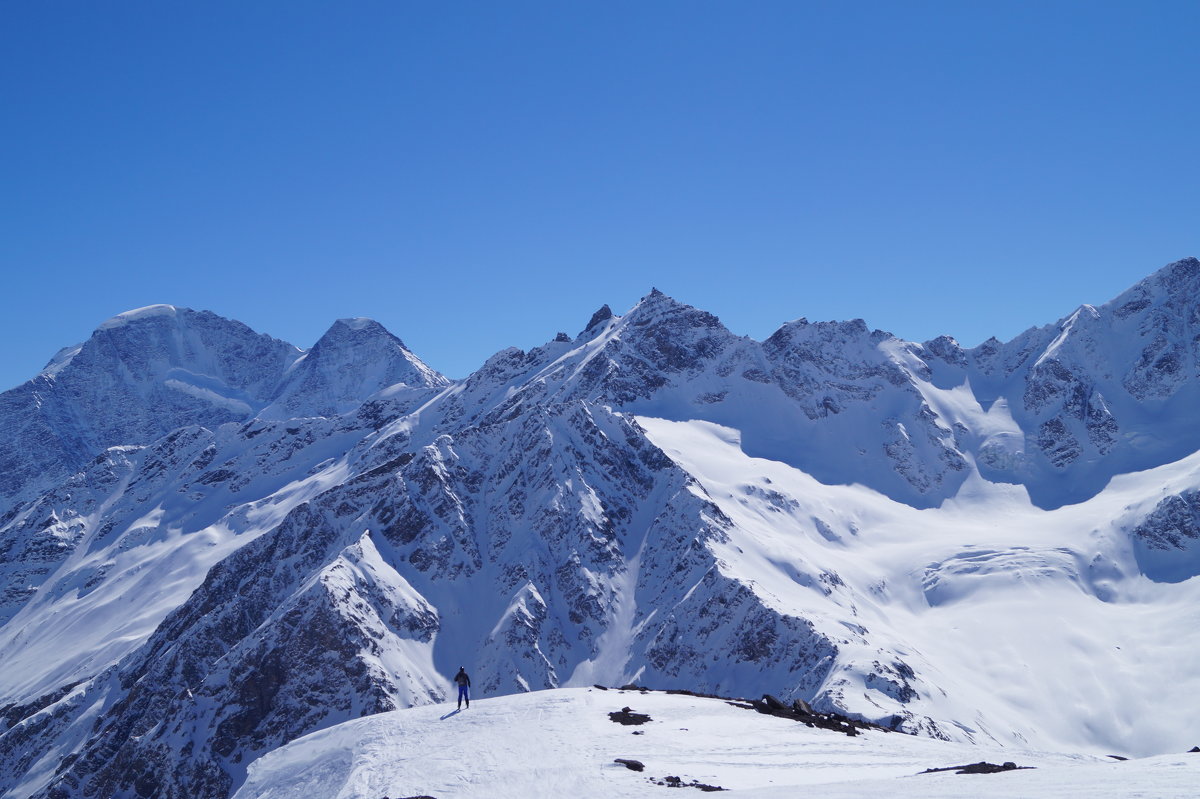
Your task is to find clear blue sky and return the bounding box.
[2,1,1197,390]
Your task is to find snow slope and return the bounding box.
[232,687,1200,799]
[637,416,1200,756]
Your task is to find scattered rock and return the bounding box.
[614,758,645,772]
[922,761,1032,775]
[649,774,727,791]
[664,688,729,701]
[609,707,652,725]
[748,694,885,737]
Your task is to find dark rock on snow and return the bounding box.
[922,761,1031,775]
[609,707,653,726]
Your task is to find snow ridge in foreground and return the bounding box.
[233,688,1200,799]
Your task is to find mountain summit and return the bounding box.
[260,317,448,420]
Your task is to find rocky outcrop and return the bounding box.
[1132,490,1200,583]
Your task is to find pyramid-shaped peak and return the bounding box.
[315,317,408,350]
[333,317,386,332]
[263,316,447,419]
[628,288,710,317]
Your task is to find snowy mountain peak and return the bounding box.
[260,318,448,420]
[0,307,300,502]
[1151,255,1200,294]
[332,316,382,332]
[1099,256,1199,318]
[95,303,180,330]
[616,290,728,352]
[313,316,402,351]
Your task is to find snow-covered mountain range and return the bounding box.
[2,259,1200,798]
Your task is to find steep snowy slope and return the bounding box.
[3,259,1200,799]
[637,416,1200,756]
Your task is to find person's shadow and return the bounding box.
[440,709,461,720]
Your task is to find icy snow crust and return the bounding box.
[232,688,1200,799]
[4,259,1200,799]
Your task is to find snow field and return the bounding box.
[637,417,1200,755]
[233,687,1200,798]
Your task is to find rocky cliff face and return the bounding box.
[4,260,1200,798]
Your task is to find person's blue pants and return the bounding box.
[458,685,470,706]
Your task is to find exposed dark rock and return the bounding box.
[922,761,1031,775]
[759,694,787,712]
[1132,490,1200,582]
[1189,746,1200,753]
[0,681,81,734]
[583,305,614,333]
[650,774,726,791]
[664,688,730,701]
[748,694,888,737]
[614,758,645,771]
[609,707,652,725]
[1038,417,1081,468]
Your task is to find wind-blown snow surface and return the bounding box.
[3,258,1200,799]
[232,688,1200,799]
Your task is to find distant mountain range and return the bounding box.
[3,258,1200,799]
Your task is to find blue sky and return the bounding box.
[2,1,1197,390]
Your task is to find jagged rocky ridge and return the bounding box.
[2,260,1200,798]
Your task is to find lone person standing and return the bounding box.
[454,666,471,710]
